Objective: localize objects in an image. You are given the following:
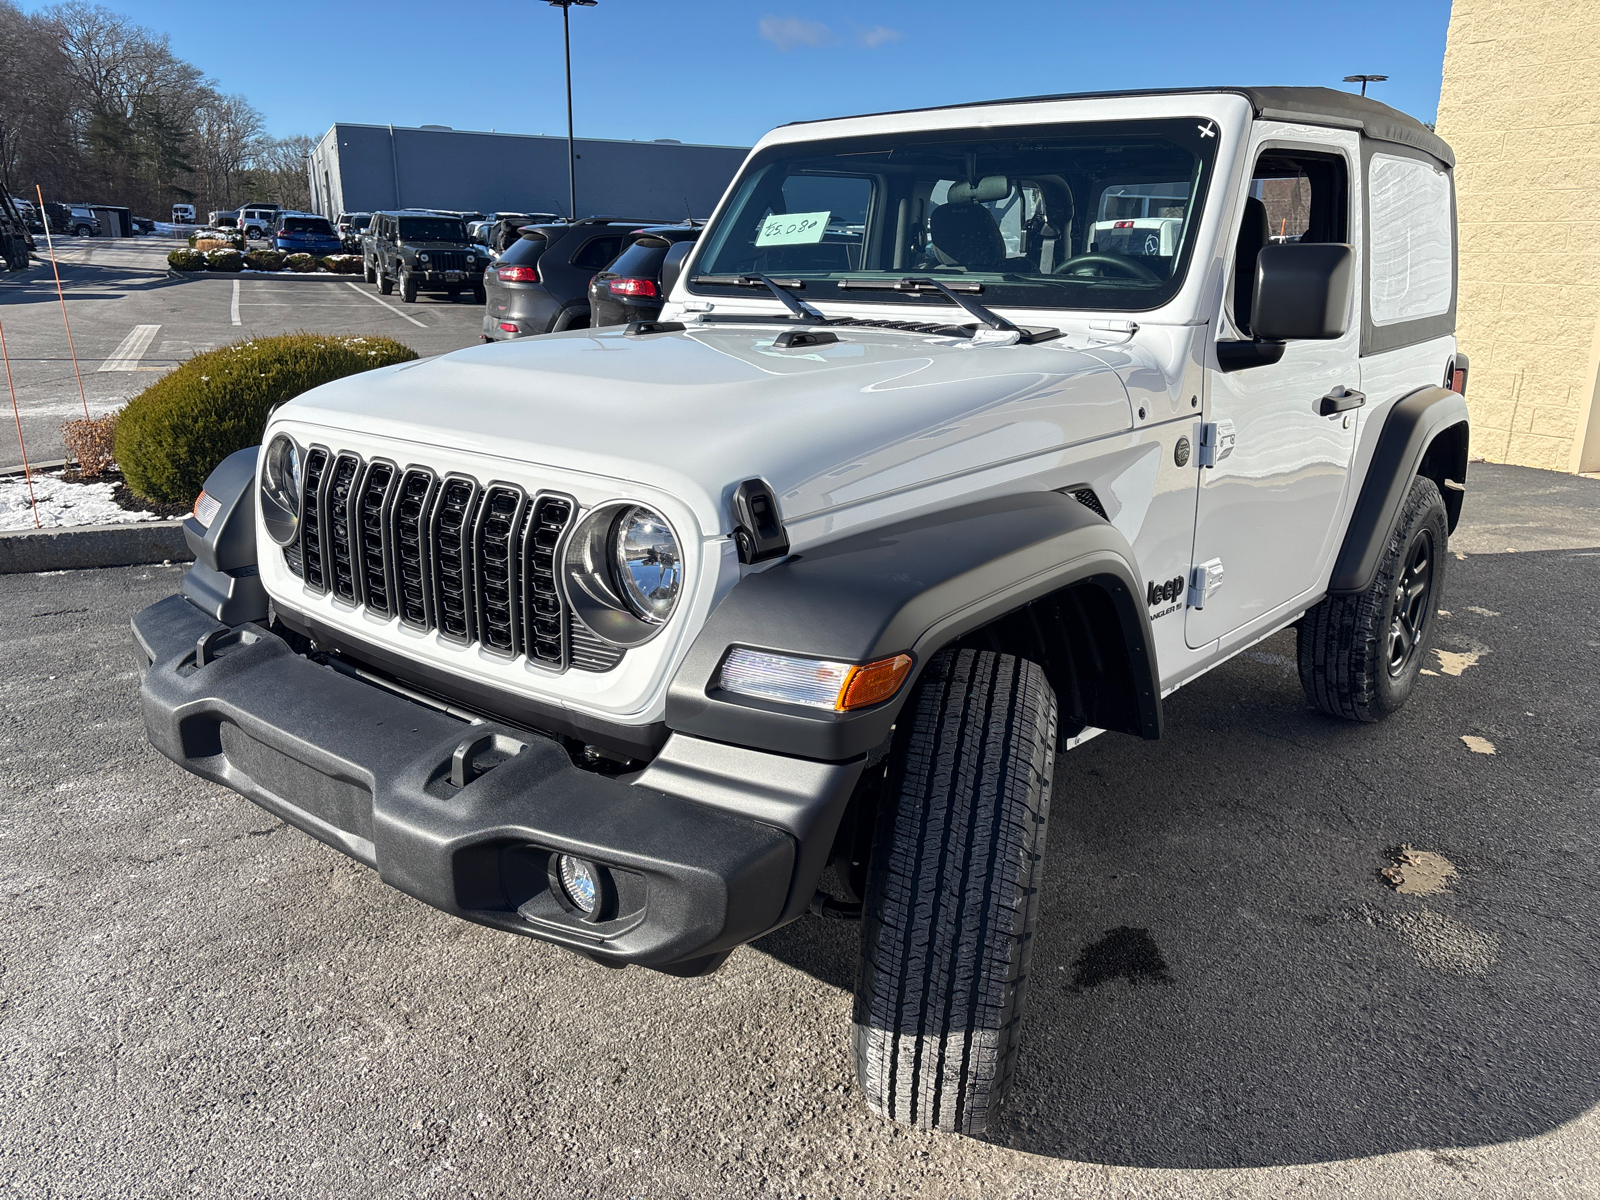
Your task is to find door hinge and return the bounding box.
[1188,559,1224,609]
[1197,419,1235,467]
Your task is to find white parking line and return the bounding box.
[231,279,241,326]
[343,282,426,328]
[97,324,161,372]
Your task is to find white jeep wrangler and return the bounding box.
[135,86,1468,1136]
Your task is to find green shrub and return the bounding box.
[168,248,205,271]
[286,252,316,273]
[244,249,285,271]
[206,248,243,272]
[115,333,419,503]
[320,254,362,274]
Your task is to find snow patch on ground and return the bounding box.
[0,471,158,530]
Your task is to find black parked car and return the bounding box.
[480,217,669,341]
[586,224,700,328]
[365,211,488,303]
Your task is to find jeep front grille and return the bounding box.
[426,251,470,273]
[284,449,608,672]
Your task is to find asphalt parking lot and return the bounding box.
[0,462,1595,1198]
[0,236,482,465]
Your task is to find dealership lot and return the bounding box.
[0,237,482,465]
[0,464,1595,1198]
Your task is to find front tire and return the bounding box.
[853,648,1057,1136]
[401,271,418,303]
[377,264,393,295]
[1298,474,1448,721]
[363,259,375,283]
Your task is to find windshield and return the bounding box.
[347,214,371,230]
[399,217,467,242]
[691,118,1217,313]
[283,217,333,234]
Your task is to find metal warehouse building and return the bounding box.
[306,123,749,222]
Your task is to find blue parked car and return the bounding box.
[273,213,343,256]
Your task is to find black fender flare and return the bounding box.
[551,304,591,332]
[665,491,1162,762]
[1329,386,1469,595]
[179,445,268,625]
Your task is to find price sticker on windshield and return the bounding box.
[755,211,830,246]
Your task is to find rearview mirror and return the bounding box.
[660,240,695,298]
[1250,243,1354,341]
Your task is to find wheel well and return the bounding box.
[946,577,1148,739]
[1416,419,1469,532]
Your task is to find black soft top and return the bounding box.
[790,85,1453,168]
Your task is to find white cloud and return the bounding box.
[758,15,835,51]
[856,25,901,48]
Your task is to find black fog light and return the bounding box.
[556,855,607,917]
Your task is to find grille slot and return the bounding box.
[280,454,591,673]
[354,459,398,615]
[392,467,439,630]
[523,494,572,670]
[429,476,481,644]
[299,447,331,592]
[473,486,528,658]
[324,453,361,603]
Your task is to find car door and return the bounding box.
[1186,131,1362,649]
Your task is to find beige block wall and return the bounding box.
[1434,0,1600,472]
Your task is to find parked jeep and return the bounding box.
[364,210,487,303]
[135,87,1468,1137]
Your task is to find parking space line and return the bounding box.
[97,325,161,372]
[231,279,241,326]
[343,282,426,328]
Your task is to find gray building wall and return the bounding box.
[306,124,749,221]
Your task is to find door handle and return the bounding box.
[1319,387,1366,416]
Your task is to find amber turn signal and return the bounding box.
[838,654,914,711]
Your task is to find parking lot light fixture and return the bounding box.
[1343,74,1388,97]
[548,0,597,221]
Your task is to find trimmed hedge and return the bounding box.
[190,230,243,250]
[206,248,243,272]
[115,333,419,503]
[286,252,316,273]
[244,249,285,271]
[320,254,362,274]
[168,248,205,271]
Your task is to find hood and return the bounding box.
[282,323,1133,540]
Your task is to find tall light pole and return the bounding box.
[549,0,596,220]
[1343,74,1388,98]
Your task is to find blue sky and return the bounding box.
[39,0,1455,144]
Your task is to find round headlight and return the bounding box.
[613,506,680,624]
[260,433,302,547]
[419,253,430,263]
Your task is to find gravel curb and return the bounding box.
[0,519,191,573]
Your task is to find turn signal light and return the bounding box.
[609,277,657,297]
[497,266,538,282]
[719,649,914,711]
[192,489,221,529]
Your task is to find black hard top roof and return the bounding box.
[788,85,1453,168]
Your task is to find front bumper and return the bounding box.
[134,594,861,972]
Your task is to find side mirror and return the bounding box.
[1250,243,1354,341]
[660,239,694,298]
[1217,243,1353,372]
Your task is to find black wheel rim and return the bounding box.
[1387,529,1435,677]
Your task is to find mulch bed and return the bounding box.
[59,466,192,520]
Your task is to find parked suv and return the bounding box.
[274,213,343,257]
[366,210,487,302]
[239,204,281,240]
[67,206,101,237]
[135,87,1468,1138]
[336,211,372,251]
[587,224,701,327]
[481,218,667,340]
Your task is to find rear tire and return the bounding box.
[1298,474,1448,721]
[853,648,1057,1136]
[471,283,486,304]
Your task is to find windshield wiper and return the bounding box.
[689,273,824,320]
[836,277,1021,333]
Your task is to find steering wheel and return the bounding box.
[1053,252,1163,282]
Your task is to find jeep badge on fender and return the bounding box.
[133,86,1467,1140]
